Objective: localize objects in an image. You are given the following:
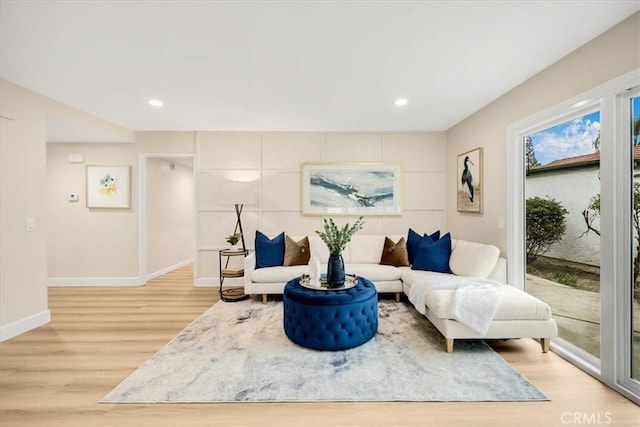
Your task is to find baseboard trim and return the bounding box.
[48,277,143,287]
[146,258,193,281]
[0,309,51,342]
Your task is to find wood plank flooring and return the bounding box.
[1,265,638,426]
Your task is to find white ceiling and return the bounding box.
[1,1,639,140]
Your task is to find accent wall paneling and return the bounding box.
[261,171,301,211]
[322,133,383,162]
[261,132,323,169]
[382,132,446,171]
[258,213,323,238]
[403,172,445,210]
[196,171,260,211]
[194,131,446,285]
[197,211,259,249]
[351,217,385,235]
[196,132,261,170]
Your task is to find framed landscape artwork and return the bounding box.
[86,165,131,208]
[456,147,483,213]
[301,163,402,215]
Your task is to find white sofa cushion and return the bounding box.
[347,264,402,282]
[251,265,309,283]
[400,268,452,286]
[425,285,552,321]
[448,240,500,279]
[250,263,401,284]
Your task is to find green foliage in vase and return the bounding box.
[316,217,365,255]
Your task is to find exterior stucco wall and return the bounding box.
[525,167,601,266]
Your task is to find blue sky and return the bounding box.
[528,96,640,165]
[528,111,601,165]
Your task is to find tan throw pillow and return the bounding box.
[283,235,311,266]
[380,237,410,267]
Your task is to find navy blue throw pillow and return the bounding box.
[411,232,452,273]
[255,231,285,268]
[407,228,441,264]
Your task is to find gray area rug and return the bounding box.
[101,300,547,402]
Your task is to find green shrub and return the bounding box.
[525,196,568,263]
[554,271,578,287]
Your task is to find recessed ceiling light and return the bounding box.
[394,98,408,106]
[148,98,164,107]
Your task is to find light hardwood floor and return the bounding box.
[1,265,638,427]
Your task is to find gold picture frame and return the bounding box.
[301,163,402,216]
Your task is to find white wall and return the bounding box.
[46,143,139,281]
[146,158,193,278]
[195,131,446,285]
[0,83,48,339]
[0,79,132,340]
[444,12,640,254]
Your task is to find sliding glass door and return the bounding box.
[524,111,602,360]
[508,71,640,403]
[628,91,639,382]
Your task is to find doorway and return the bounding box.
[138,154,196,284]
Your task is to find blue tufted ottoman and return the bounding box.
[283,276,378,351]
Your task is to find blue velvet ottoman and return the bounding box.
[283,276,378,351]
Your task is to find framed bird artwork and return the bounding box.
[457,147,483,213]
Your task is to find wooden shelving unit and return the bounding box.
[218,249,250,302]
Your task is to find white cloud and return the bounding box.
[531,116,600,165]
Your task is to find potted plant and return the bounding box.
[225,233,242,251]
[316,217,364,288]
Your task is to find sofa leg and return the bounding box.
[445,338,454,353]
[540,338,550,353]
[262,294,267,304]
[395,292,401,303]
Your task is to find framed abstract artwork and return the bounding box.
[301,163,402,215]
[86,165,131,208]
[456,147,483,213]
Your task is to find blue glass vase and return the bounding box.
[327,253,345,288]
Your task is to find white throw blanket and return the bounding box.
[408,275,504,336]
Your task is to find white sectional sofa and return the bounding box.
[244,234,557,353]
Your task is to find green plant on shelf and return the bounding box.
[225,233,242,245]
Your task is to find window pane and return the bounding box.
[525,111,601,359]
